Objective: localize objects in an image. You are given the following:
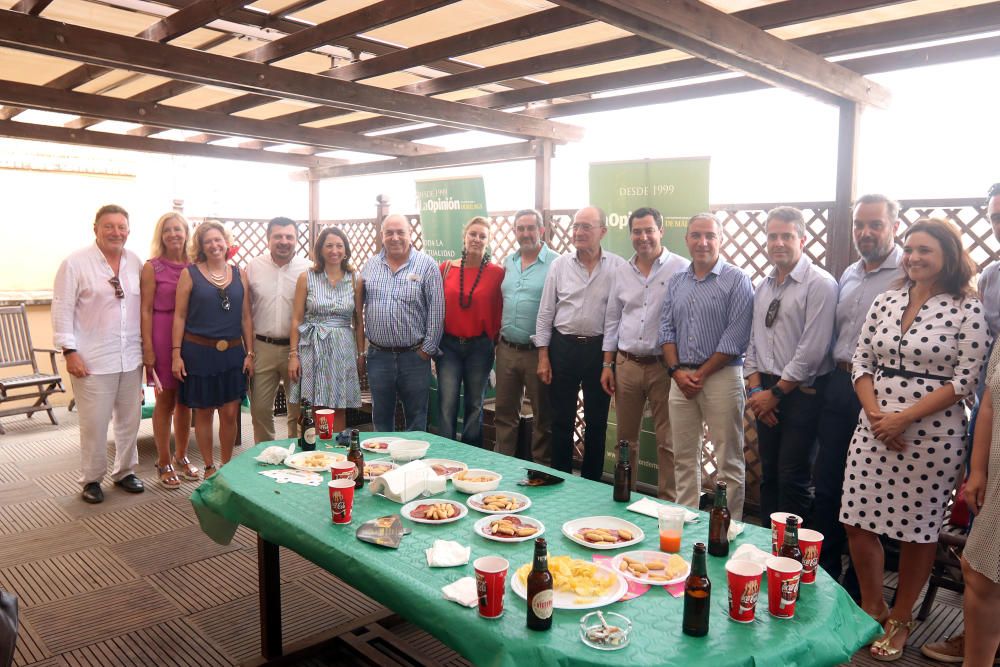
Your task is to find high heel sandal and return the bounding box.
[157,464,181,489]
[172,456,201,481]
[871,618,917,662]
[203,464,218,479]
[864,602,891,646]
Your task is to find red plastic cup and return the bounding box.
[769,512,804,555]
[328,479,355,524]
[726,560,764,623]
[315,409,336,440]
[766,556,803,619]
[330,460,358,481]
[473,556,509,619]
[798,529,825,584]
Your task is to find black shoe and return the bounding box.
[82,482,104,504]
[114,474,145,494]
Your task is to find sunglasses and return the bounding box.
[108,276,125,299]
[765,298,780,328]
[217,287,231,311]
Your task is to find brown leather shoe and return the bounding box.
[921,633,1000,664]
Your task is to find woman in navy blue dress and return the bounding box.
[172,221,254,476]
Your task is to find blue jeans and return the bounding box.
[366,347,431,432]
[436,335,495,447]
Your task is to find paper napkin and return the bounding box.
[442,576,478,608]
[426,539,471,567]
[626,497,699,523]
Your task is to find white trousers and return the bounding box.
[668,364,747,520]
[71,366,142,485]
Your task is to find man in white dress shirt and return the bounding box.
[246,217,311,443]
[52,204,145,504]
[534,206,625,481]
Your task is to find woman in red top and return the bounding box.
[436,216,504,447]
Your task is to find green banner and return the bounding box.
[415,176,488,262]
[589,157,710,487]
[589,157,710,260]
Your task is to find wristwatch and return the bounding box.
[601,362,614,369]
[666,364,681,377]
[770,385,786,400]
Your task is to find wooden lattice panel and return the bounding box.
[192,218,309,270]
[898,201,998,272]
[317,218,379,270]
[546,210,576,255]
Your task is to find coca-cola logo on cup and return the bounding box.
[780,576,800,607]
[739,579,759,613]
[803,545,819,571]
[330,491,346,519]
[476,573,488,606]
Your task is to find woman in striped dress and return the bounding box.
[288,227,363,433]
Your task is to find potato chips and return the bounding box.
[516,555,617,598]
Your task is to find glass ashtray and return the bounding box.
[579,611,631,651]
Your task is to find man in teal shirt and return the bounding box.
[494,209,557,464]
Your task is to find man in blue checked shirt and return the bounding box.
[744,206,837,524]
[659,213,754,519]
[361,214,444,432]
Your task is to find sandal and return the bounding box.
[864,602,891,645]
[203,464,218,479]
[157,464,181,489]
[172,456,201,481]
[872,617,917,662]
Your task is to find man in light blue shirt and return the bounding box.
[813,194,904,591]
[660,213,754,519]
[978,185,1000,339]
[745,206,837,523]
[601,207,689,500]
[494,209,556,463]
[361,214,444,432]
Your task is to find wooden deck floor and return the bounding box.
[0,408,962,666]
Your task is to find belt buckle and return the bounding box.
[215,340,229,352]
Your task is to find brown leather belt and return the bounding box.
[184,332,243,352]
[836,361,853,374]
[619,351,662,365]
[499,336,535,351]
[256,334,290,346]
[369,340,423,353]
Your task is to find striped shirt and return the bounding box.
[603,250,689,356]
[361,248,444,356]
[657,258,754,365]
[744,254,837,386]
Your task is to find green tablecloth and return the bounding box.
[191,432,879,667]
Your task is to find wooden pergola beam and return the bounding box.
[0,10,583,143]
[301,141,544,180]
[10,0,54,15]
[240,0,457,64]
[138,0,252,42]
[0,120,346,168]
[0,79,439,156]
[323,7,591,82]
[547,0,890,108]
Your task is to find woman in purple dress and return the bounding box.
[140,213,198,487]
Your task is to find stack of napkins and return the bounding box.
[729,543,771,566]
[442,577,478,608]
[626,497,699,523]
[425,539,471,567]
[368,460,446,503]
[258,469,321,486]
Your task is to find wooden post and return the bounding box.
[375,193,390,252]
[830,99,860,279]
[308,171,319,250]
[534,139,553,244]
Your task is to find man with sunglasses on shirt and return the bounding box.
[744,206,837,524]
[52,204,145,504]
[812,194,903,594]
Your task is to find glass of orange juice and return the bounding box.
[658,505,685,553]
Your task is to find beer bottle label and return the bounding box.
[530,590,554,619]
[303,427,316,445]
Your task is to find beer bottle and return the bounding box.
[778,516,803,563]
[347,428,364,490]
[707,481,731,557]
[613,440,631,502]
[526,538,554,631]
[298,400,316,452]
[682,542,711,637]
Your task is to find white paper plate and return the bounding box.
[473,515,545,543]
[561,516,645,550]
[466,491,532,515]
[400,499,468,525]
[610,550,690,586]
[361,436,402,453]
[422,459,468,478]
[511,562,627,610]
[362,459,398,481]
[283,450,346,472]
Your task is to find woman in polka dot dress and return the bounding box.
[842,218,990,661]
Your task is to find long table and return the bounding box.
[191,433,879,666]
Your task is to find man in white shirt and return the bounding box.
[534,206,625,480]
[52,204,145,504]
[246,217,311,443]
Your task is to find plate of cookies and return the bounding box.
[561,516,645,550]
[610,550,690,586]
